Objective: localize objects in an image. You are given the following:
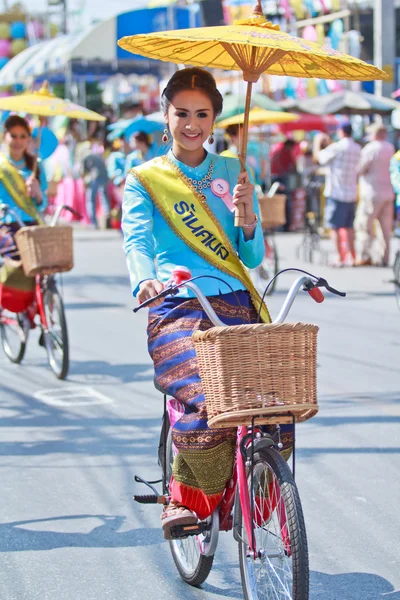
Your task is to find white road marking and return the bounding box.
[34,386,113,407]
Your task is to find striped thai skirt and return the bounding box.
[148,290,293,520]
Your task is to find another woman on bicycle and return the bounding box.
[0,115,48,231]
[122,67,293,539]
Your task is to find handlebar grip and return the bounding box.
[308,288,324,303]
[171,266,192,285]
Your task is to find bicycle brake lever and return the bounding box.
[316,278,346,297]
[132,285,179,313]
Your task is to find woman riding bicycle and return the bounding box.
[0,115,48,314]
[122,67,293,539]
[0,115,47,230]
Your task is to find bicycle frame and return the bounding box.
[164,392,291,555]
[34,275,50,330]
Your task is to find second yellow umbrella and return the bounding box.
[0,85,105,121]
[217,107,298,129]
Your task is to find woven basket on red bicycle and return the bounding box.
[192,322,319,428]
[258,193,287,230]
[15,225,74,277]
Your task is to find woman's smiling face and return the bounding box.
[5,125,31,156]
[166,89,214,163]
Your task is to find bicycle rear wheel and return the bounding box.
[0,310,27,364]
[166,427,215,587]
[238,447,309,600]
[42,282,69,379]
[393,252,400,310]
[253,233,278,296]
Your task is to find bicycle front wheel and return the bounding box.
[43,283,69,379]
[166,427,215,587]
[253,234,278,296]
[0,310,27,364]
[393,252,400,310]
[238,447,309,600]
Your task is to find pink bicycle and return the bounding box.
[0,203,79,379]
[133,268,345,599]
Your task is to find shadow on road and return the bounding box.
[64,301,126,310]
[63,274,129,288]
[69,360,153,384]
[0,383,162,457]
[310,570,400,599]
[0,515,161,552]
[194,567,400,600]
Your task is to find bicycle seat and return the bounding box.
[153,378,170,396]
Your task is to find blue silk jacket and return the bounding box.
[1,155,48,224]
[122,150,264,298]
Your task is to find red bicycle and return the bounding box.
[133,267,345,599]
[0,204,78,379]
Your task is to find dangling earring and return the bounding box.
[208,130,214,145]
[162,128,170,143]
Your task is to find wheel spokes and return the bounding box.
[245,463,294,599]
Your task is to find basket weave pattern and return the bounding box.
[192,322,319,428]
[15,225,74,276]
[258,194,287,229]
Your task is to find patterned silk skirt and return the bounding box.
[148,290,293,520]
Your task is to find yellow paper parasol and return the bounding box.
[118,0,386,225]
[217,107,298,129]
[0,85,105,121]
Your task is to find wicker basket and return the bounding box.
[192,322,319,428]
[15,225,74,276]
[258,194,287,229]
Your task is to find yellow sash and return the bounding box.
[0,153,42,222]
[132,156,271,323]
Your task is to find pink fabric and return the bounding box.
[49,177,88,223]
[48,178,121,224]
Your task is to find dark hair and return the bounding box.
[340,122,352,137]
[161,67,223,117]
[121,101,142,113]
[3,115,39,176]
[283,139,296,149]
[225,124,241,137]
[133,131,150,148]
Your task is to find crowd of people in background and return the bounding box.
[36,98,400,268]
[269,122,400,267]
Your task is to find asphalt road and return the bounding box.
[1,229,399,600]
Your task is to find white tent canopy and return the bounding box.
[0,20,117,86]
[0,5,200,87]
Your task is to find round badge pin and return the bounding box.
[211,178,235,211]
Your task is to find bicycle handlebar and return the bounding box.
[0,203,82,228]
[133,267,346,326]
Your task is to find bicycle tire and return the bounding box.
[394,252,400,311]
[43,283,69,380]
[253,234,279,296]
[166,427,214,586]
[238,447,309,600]
[0,311,27,364]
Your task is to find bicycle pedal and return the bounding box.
[170,521,208,539]
[133,494,167,504]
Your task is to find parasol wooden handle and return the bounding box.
[234,204,245,228]
[234,154,246,227]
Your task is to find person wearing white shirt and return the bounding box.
[354,124,395,266]
[318,123,361,266]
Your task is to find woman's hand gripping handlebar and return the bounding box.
[133,267,346,326]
